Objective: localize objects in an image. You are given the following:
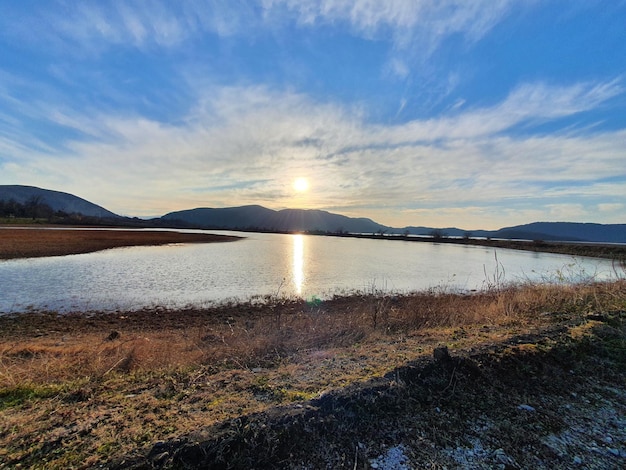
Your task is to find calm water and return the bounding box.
[0,230,618,313]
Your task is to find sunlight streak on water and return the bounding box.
[293,234,304,295]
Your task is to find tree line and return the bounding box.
[0,196,105,225]
[0,196,64,220]
[0,196,179,228]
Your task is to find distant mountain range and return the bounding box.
[1,185,625,243]
[163,207,626,243]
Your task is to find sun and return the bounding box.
[293,177,309,192]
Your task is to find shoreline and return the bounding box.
[0,227,241,260]
[1,282,624,468]
[325,232,626,260]
[1,224,624,261]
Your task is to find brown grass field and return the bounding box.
[0,228,240,259]
[0,228,624,468]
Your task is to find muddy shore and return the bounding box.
[0,227,240,260]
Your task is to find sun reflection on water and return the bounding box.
[292,234,304,295]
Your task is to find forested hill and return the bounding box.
[162,206,386,234]
[0,185,119,219]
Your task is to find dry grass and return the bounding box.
[2,281,623,387]
[1,280,625,468]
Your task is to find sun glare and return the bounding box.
[293,177,309,192]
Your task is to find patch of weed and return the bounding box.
[0,383,64,409]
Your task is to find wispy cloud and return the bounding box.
[1,1,246,53]
[360,80,624,144]
[1,1,624,228]
[1,78,623,225]
[2,0,517,55]
[264,0,515,49]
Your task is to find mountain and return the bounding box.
[0,185,120,218]
[161,205,275,229]
[399,222,626,243]
[489,222,626,244]
[400,226,473,237]
[162,206,386,233]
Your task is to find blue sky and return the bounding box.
[0,0,624,229]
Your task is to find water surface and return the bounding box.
[0,231,617,313]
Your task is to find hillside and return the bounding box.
[0,185,119,219]
[492,222,626,244]
[162,206,386,234]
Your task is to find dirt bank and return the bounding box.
[0,228,241,259]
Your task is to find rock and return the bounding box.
[592,324,622,339]
[433,346,451,362]
[151,451,169,466]
[369,445,409,470]
[105,330,120,341]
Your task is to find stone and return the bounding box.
[433,346,451,362]
[105,330,120,341]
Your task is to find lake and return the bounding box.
[0,230,619,314]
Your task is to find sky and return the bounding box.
[0,1,625,230]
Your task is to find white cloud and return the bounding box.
[264,0,515,51]
[0,1,232,53]
[1,1,623,229]
[1,0,518,55]
[598,203,624,213]
[1,78,624,226]
[358,80,624,146]
[385,57,410,79]
[497,80,623,121]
